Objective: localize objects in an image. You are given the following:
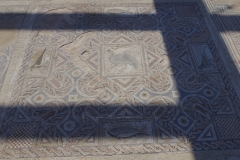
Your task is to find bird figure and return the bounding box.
[198,47,213,70]
[107,49,138,72]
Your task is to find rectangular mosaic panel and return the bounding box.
[1,2,240,159]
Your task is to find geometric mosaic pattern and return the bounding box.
[214,117,240,139]
[0,1,240,159]
[6,123,38,149]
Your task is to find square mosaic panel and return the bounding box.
[101,44,147,77]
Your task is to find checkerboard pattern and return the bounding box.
[215,117,240,139]
[6,123,38,149]
[176,5,196,17]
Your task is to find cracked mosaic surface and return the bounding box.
[0,1,240,159]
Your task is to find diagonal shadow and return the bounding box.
[0,0,240,159]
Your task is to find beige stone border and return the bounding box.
[7,149,240,160]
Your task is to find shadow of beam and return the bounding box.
[1,13,240,31]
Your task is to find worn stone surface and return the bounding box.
[0,0,240,159]
[0,6,27,90]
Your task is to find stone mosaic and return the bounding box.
[0,1,240,159]
[0,6,27,90]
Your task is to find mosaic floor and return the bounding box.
[0,0,240,159]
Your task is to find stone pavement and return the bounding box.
[0,0,240,159]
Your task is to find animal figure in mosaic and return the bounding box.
[108,49,138,70]
[108,127,146,139]
[198,46,215,70]
[30,49,46,71]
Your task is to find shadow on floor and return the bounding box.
[0,0,240,159]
